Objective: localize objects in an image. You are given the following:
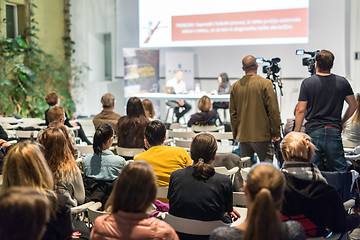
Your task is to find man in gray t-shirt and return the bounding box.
[294,50,357,171]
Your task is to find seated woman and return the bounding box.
[83,123,126,181]
[117,97,149,149]
[187,95,219,127]
[210,164,305,240]
[343,93,360,148]
[90,161,179,240]
[0,187,50,240]
[39,127,85,207]
[280,132,360,238]
[1,141,75,240]
[142,99,156,120]
[168,133,239,239]
[48,121,77,158]
[213,73,230,123]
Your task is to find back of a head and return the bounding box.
[45,92,58,106]
[142,99,155,118]
[93,123,114,155]
[315,50,334,72]
[281,132,314,163]
[198,95,212,112]
[47,106,64,124]
[109,161,157,213]
[145,120,166,146]
[0,187,50,240]
[48,121,76,157]
[126,97,146,118]
[39,128,76,183]
[243,164,285,240]
[219,72,229,84]
[1,141,54,194]
[191,133,217,180]
[101,93,115,109]
[242,55,258,73]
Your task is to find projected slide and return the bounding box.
[139,0,309,47]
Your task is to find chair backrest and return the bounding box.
[115,146,144,157]
[214,166,239,176]
[174,139,192,149]
[77,145,94,155]
[240,167,251,182]
[157,186,169,199]
[21,118,44,127]
[88,207,107,223]
[163,214,229,235]
[206,132,233,140]
[167,130,196,139]
[191,125,223,133]
[233,192,246,206]
[16,130,39,139]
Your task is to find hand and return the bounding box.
[272,137,280,142]
[71,231,81,239]
[177,100,184,106]
[0,139,10,148]
[230,208,241,221]
[71,122,79,127]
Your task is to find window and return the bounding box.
[6,3,18,38]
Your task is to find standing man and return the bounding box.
[295,50,357,171]
[166,70,192,123]
[230,55,281,163]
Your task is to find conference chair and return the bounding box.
[115,146,144,159]
[214,166,239,185]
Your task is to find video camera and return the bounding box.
[256,57,281,75]
[296,49,319,75]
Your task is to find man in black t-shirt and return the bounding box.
[294,50,357,171]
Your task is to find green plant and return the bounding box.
[0,1,87,118]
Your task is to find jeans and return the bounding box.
[308,128,346,171]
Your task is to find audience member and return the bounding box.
[294,50,357,171]
[83,123,126,181]
[213,72,231,123]
[134,120,192,186]
[168,133,240,240]
[230,55,281,162]
[39,128,85,207]
[91,161,179,240]
[342,93,360,148]
[93,93,121,136]
[48,121,77,157]
[45,91,92,145]
[0,139,10,173]
[1,141,74,240]
[187,95,219,127]
[280,132,360,237]
[142,99,156,120]
[0,125,8,140]
[211,164,305,240]
[117,97,149,149]
[166,70,192,123]
[0,187,50,240]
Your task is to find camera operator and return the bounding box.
[295,50,357,171]
[230,55,281,163]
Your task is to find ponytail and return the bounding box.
[243,188,285,240]
[93,123,114,155]
[192,158,215,180]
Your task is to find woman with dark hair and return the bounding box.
[213,73,230,123]
[343,93,360,147]
[83,123,126,181]
[39,128,85,207]
[168,133,239,239]
[90,161,179,240]
[117,97,149,149]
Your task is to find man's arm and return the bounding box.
[264,83,281,138]
[294,101,307,132]
[229,87,237,140]
[342,95,357,126]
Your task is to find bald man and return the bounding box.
[229,55,281,163]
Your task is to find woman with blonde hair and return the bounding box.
[187,95,219,127]
[39,127,85,207]
[142,99,156,120]
[280,132,360,238]
[211,163,305,240]
[343,93,360,147]
[91,161,179,240]
[1,141,75,240]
